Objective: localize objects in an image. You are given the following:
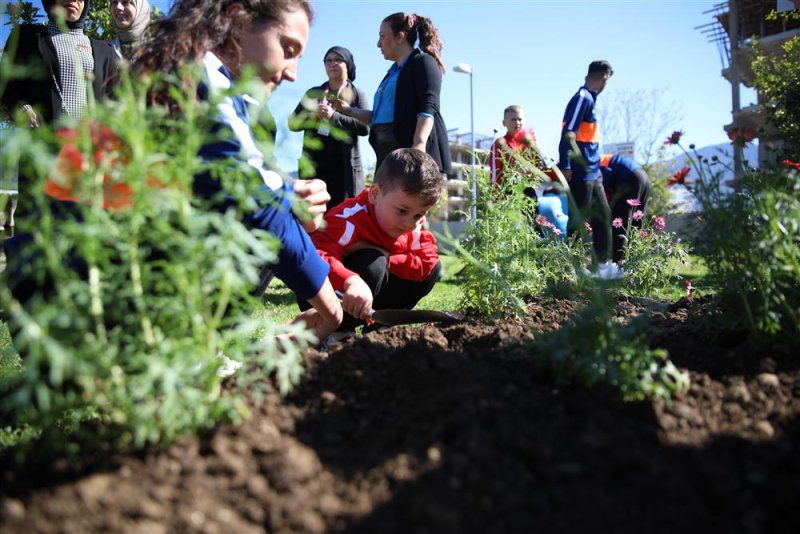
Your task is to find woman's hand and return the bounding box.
[331,98,350,115]
[293,178,330,232]
[22,104,40,128]
[317,101,335,121]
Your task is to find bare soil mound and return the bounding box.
[2,297,799,533]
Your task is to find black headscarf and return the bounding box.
[42,0,91,30]
[324,46,356,82]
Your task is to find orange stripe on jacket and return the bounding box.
[575,122,600,143]
[600,153,612,167]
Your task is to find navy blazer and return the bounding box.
[388,49,452,174]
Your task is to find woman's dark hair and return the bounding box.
[382,12,444,74]
[133,0,312,78]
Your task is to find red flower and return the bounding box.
[664,130,683,146]
[668,166,691,187]
[727,127,757,147]
[783,159,800,170]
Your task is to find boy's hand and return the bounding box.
[293,178,330,232]
[341,276,374,321]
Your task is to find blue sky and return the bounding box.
[3,0,754,173]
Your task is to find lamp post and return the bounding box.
[453,62,476,220]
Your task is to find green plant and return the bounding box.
[618,207,690,298]
[452,160,586,318]
[0,66,313,455]
[666,131,799,335]
[536,289,688,401]
[692,165,800,334]
[750,9,800,162]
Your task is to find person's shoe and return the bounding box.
[216,353,243,378]
[597,261,624,280]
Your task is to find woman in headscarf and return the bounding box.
[0,0,119,126]
[289,45,369,210]
[109,0,151,60]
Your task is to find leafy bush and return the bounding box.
[453,162,586,318]
[751,9,800,162]
[691,165,800,335]
[619,209,689,298]
[0,67,313,453]
[536,289,688,401]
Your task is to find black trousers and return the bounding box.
[301,248,442,330]
[569,178,611,263]
[609,169,651,263]
[369,124,401,173]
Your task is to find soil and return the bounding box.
[2,296,799,534]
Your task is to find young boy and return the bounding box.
[490,105,538,188]
[308,148,444,330]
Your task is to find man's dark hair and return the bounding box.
[374,148,443,206]
[587,60,613,78]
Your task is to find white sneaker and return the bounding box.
[216,353,243,378]
[597,261,624,280]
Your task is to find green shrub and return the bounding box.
[619,210,690,298]
[453,162,586,318]
[536,289,688,401]
[692,166,800,334]
[0,67,313,453]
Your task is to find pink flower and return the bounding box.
[612,217,623,228]
[664,130,683,146]
[535,215,552,228]
[668,166,691,187]
[685,279,695,302]
[626,198,641,207]
[632,210,645,221]
[639,230,650,238]
[553,228,563,236]
[652,216,666,231]
[584,221,593,234]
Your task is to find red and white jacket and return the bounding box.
[311,189,440,290]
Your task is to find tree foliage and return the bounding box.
[750,10,800,161]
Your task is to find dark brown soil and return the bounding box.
[2,296,799,533]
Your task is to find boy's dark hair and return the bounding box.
[586,60,613,79]
[375,149,444,206]
[504,104,523,116]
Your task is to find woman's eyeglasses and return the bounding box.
[324,58,345,65]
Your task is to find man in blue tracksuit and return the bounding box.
[558,60,619,278]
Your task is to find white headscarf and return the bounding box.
[114,0,151,44]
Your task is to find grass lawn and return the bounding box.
[253,253,466,325]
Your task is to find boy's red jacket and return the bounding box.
[311,189,440,290]
[491,129,537,187]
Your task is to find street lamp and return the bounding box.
[453,62,476,220]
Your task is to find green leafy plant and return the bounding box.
[750,9,800,162]
[617,206,689,298]
[535,289,689,401]
[0,66,313,455]
[453,158,586,318]
[692,166,800,334]
[666,133,800,335]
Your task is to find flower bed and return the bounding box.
[2,295,798,533]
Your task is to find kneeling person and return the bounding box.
[308,148,444,331]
